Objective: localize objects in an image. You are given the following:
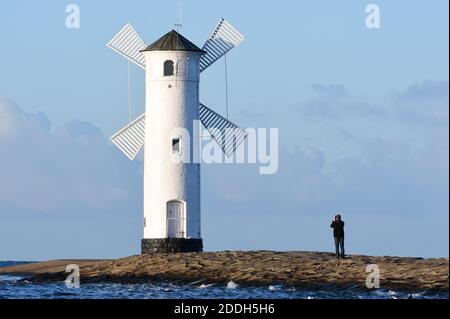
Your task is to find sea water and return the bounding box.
[0,262,447,299]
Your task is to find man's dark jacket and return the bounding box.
[330,220,345,238]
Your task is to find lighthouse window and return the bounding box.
[164,60,174,76]
[172,138,181,154]
[176,60,188,77]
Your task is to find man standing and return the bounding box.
[330,214,345,259]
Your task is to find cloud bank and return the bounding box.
[0,99,142,259]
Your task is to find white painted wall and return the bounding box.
[142,50,202,240]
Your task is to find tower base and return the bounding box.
[141,238,203,254]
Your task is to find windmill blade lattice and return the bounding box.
[107,23,147,69]
[200,18,245,72]
[110,113,146,160]
[199,103,247,157]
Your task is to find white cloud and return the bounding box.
[0,99,141,215]
[393,80,449,126]
[0,99,143,259]
[297,84,388,120]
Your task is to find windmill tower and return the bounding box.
[107,19,246,253]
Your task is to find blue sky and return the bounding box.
[0,0,448,260]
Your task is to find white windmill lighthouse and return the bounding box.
[107,18,246,253]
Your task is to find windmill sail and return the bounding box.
[200,18,245,72]
[107,23,146,69]
[110,113,146,160]
[199,104,247,157]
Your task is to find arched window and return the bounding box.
[176,59,188,77]
[172,137,181,154]
[164,60,174,76]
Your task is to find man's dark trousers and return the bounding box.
[334,237,345,259]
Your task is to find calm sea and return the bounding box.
[0,262,447,299]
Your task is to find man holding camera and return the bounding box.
[330,214,345,259]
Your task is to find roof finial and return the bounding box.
[174,0,183,32]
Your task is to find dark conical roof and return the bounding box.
[141,30,205,53]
